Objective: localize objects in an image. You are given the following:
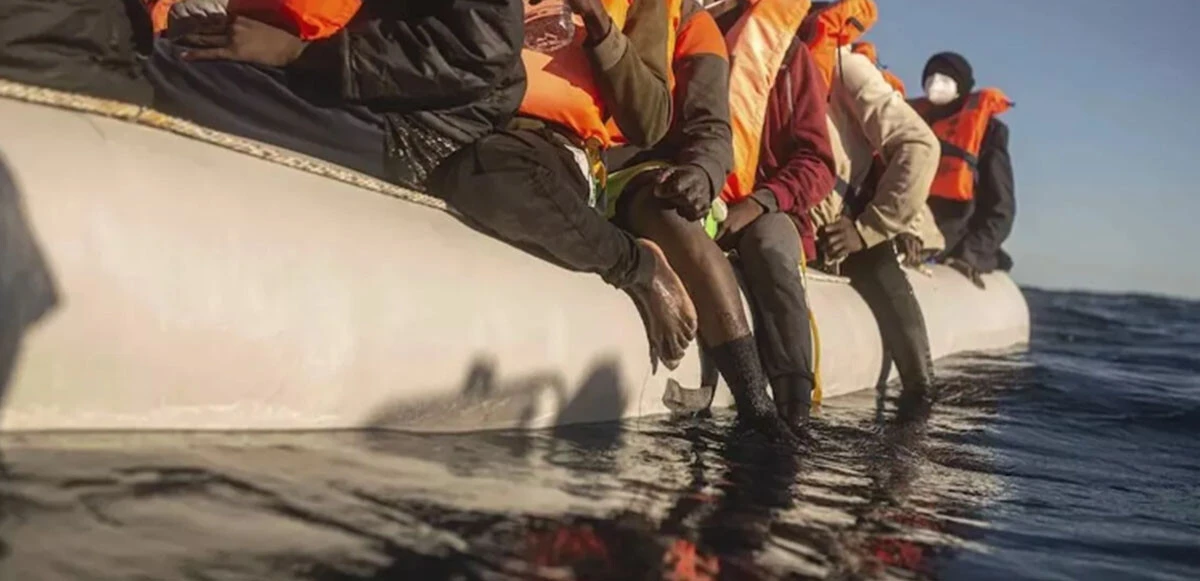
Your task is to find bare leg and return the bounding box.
[622,188,797,444]
[623,190,749,345]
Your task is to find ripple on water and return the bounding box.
[1,289,1198,580]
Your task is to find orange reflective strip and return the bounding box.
[722,0,813,202]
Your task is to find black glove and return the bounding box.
[652,164,713,222]
[945,257,986,289]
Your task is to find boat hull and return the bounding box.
[0,97,1030,432]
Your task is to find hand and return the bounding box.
[166,0,230,40]
[564,0,613,41]
[894,233,925,268]
[181,16,307,68]
[652,165,712,222]
[818,217,865,261]
[715,199,765,251]
[945,257,986,289]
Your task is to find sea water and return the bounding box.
[1,289,1197,580]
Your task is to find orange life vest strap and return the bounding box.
[805,0,878,91]
[721,0,813,202]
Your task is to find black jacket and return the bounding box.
[0,0,154,105]
[929,118,1016,272]
[291,1,526,148]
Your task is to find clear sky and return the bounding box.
[863,0,1200,299]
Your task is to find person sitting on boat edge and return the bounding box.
[910,52,1016,289]
[705,0,838,425]
[143,0,526,192]
[0,0,154,106]
[429,1,705,396]
[847,40,942,266]
[802,1,940,407]
[603,0,804,438]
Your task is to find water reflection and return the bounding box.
[0,362,1013,581]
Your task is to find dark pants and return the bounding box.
[734,214,814,382]
[0,0,154,105]
[145,40,394,183]
[429,129,653,289]
[929,197,1014,273]
[842,242,934,391]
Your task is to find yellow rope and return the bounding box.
[797,246,823,406]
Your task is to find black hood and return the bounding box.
[922,51,976,96]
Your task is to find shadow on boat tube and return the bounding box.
[360,355,630,463]
[0,153,60,416]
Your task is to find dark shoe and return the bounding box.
[771,373,814,429]
[895,384,935,424]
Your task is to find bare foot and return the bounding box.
[629,239,698,370]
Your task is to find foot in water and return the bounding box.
[734,384,805,448]
[771,373,814,430]
[629,239,698,370]
[735,407,805,449]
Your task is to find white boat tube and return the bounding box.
[0,94,1029,433]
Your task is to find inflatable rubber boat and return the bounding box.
[0,81,1030,433]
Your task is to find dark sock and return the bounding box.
[709,336,797,445]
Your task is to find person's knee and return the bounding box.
[429,131,549,225]
[428,136,498,207]
[623,185,699,240]
[738,213,801,270]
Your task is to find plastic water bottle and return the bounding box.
[524,0,576,54]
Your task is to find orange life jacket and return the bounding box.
[805,0,878,91]
[518,0,680,149]
[148,0,360,40]
[910,88,1012,201]
[851,41,905,95]
[721,0,813,202]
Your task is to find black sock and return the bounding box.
[708,335,776,420]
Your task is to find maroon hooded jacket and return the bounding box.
[746,40,837,260]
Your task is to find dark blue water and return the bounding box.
[1,289,1197,580]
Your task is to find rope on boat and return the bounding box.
[0,79,450,212]
[0,78,852,292]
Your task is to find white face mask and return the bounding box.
[923,73,959,105]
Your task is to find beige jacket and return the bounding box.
[810,46,945,252]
